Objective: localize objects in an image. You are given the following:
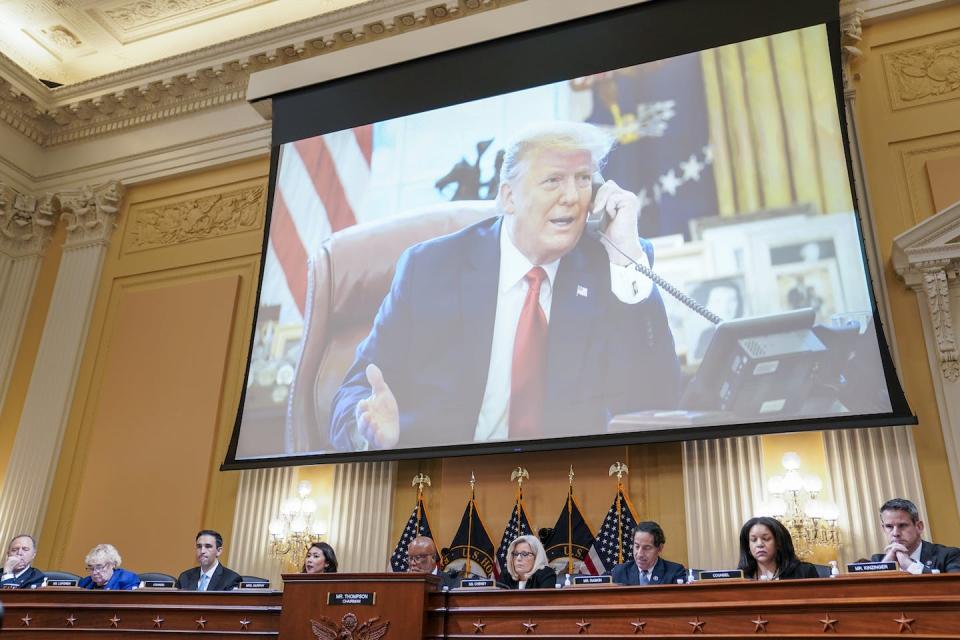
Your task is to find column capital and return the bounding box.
[58,180,124,249]
[841,8,864,98]
[0,183,57,257]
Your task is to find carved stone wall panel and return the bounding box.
[894,133,960,225]
[123,182,265,253]
[883,34,960,110]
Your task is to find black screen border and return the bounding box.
[222,0,915,471]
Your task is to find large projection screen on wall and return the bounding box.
[223,0,914,469]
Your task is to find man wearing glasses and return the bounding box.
[406,536,460,590]
[610,522,687,586]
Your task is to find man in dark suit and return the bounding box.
[610,522,686,586]
[407,536,460,590]
[331,121,680,451]
[1,535,45,589]
[871,498,960,574]
[175,530,242,591]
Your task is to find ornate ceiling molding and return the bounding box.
[0,0,520,148]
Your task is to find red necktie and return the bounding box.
[510,267,548,439]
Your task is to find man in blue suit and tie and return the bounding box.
[331,121,680,451]
[610,521,687,586]
[1,535,45,589]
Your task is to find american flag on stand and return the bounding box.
[594,487,640,573]
[495,493,533,580]
[389,497,435,572]
[263,125,373,324]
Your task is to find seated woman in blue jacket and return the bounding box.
[78,543,140,590]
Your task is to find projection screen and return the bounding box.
[223,0,913,468]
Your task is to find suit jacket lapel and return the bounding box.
[920,540,933,568]
[461,218,501,400]
[209,564,223,591]
[650,558,665,584]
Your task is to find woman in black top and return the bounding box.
[500,535,556,589]
[302,542,338,574]
[738,516,819,580]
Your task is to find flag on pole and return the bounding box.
[594,486,641,573]
[495,490,533,580]
[389,496,435,572]
[444,490,497,579]
[543,483,602,575]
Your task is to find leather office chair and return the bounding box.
[285,200,496,454]
[43,570,81,585]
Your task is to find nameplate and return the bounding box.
[142,580,174,588]
[238,581,270,589]
[847,561,897,573]
[459,578,495,588]
[328,592,375,605]
[46,579,79,587]
[573,575,613,585]
[698,570,744,581]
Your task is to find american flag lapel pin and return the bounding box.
[577,285,588,298]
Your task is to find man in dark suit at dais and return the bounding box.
[175,529,242,591]
[331,121,680,452]
[610,521,687,586]
[871,498,960,574]
[1,534,45,589]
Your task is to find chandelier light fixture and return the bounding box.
[268,481,327,570]
[762,451,840,558]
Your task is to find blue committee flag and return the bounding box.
[444,497,497,579]
[543,486,603,575]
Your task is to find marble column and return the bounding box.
[0,182,123,548]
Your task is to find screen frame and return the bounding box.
[221,0,915,471]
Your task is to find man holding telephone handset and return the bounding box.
[331,121,680,451]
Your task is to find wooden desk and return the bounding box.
[0,589,281,638]
[2,574,958,638]
[428,573,960,638]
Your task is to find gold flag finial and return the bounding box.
[569,465,575,485]
[412,473,431,494]
[469,471,476,492]
[609,462,629,479]
[510,466,529,488]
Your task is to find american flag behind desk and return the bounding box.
[262,125,373,324]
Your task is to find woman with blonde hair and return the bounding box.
[78,544,140,590]
[500,534,556,589]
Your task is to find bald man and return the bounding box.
[407,536,460,590]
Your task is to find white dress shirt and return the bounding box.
[473,228,653,441]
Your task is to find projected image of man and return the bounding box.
[330,121,680,451]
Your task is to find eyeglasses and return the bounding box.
[511,551,535,559]
[408,554,434,563]
[86,563,112,573]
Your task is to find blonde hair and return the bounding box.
[85,543,121,568]
[506,534,549,581]
[496,120,615,211]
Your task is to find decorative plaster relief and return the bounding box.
[42,25,84,50]
[59,181,124,247]
[922,265,960,380]
[884,37,960,109]
[0,0,517,147]
[841,9,864,96]
[127,184,264,251]
[0,184,56,256]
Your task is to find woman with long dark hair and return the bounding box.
[737,517,818,580]
[302,542,338,574]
